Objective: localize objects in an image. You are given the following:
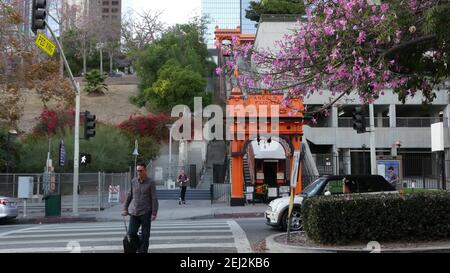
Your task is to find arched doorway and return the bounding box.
[244,137,293,203]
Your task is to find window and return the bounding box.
[357,176,395,192]
[325,180,344,195]
[102,8,109,13]
[112,1,119,5]
[102,0,109,5]
[111,8,119,13]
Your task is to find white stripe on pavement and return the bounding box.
[1,230,233,239]
[227,220,252,253]
[17,225,229,233]
[0,243,237,253]
[30,222,229,229]
[0,226,42,237]
[0,235,234,246]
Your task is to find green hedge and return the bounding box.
[302,192,450,245]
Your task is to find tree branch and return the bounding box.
[382,35,437,58]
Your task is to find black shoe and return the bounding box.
[183,201,186,204]
[179,200,181,205]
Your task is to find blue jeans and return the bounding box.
[128,212,151,253]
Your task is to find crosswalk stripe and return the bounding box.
[0,220,248,253]
[33,222,230,229]
[0,235,235,246]
[1,230,233,240]
[0,243,238,253]
[0,226,41,237]
[17,226,229,233]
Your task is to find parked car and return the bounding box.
[265,175,397,231]
[0,196,18,221]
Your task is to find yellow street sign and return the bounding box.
[35,33,56,57]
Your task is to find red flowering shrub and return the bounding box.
[33,109,75,137]
[118,114,172,142]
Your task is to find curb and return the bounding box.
[4,212,265,225]
[266,233,450,253]
[188,212,264,220]
[12,217,98,225]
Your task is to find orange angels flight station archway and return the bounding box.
[215,26,305,206]
[227,89,304,206]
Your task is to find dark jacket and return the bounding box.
[124,177,159,217]
[178,174,189,187]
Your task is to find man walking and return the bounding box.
[122,163,159,253]
[178,169,189,205]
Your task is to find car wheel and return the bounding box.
[281,208,303,231]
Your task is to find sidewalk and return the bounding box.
[9,200,267,224]
[96,200,267,222]
[265,233,450,253]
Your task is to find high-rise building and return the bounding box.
[240,0,257,35]
[202,0,258,47]
[93,0,122,41]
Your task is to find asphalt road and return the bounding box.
[0,217,280,253]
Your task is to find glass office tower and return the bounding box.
[240,0,257,34]
[202,0,258,47]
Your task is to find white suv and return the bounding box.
[265,175,397,231]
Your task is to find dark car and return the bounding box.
[265,175,397,231]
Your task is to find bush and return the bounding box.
[118,114,172,142]
[18,124,132,173]
[33,109,75,137]
[84,69,108,95]
[302,192,450,245]
[0,128,21,172]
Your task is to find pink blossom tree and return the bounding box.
[219,0,449,115]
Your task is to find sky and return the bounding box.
[122,0,201,26]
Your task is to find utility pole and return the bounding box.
[369,104,377,175]
[46,23,81,216]
[165,124,174,187]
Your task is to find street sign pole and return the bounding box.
[287,150,301,241]
[369,104,377,174]
[45,23,81,216]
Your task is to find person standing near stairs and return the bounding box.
[178,169,189,205]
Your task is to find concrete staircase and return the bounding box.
[243,156,252,185]
[156,189,211,200]
[198,141,227,189]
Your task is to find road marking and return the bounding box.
[227,220,252,253]
[31,222,229,229]
[1,230,233,239]
[0,235,235,246]
[0,226,41,237]
[17,225,229,233]
[0,243,237,253]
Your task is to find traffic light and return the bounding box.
[84,111,96,140]
[352,106,366,134]
[32,0,47,35]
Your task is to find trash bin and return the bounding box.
[44,194,61,217]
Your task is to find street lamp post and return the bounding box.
[166,124,173,185]
[5,129,18,175]
[132,139,139,179]
[96,42,105,76]
[362,144,367,175]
